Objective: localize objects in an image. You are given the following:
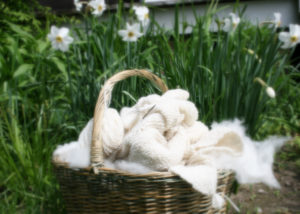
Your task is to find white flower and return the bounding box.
[223,13,240,32]
[273,12,281,28]
[266,87,276,98]
[47,26,74,52]
[88,0,106,16]
[118,23,143,42]
[279,24,300,49]
[74,0,83,11]
[133,6,150,27]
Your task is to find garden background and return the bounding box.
[0,0,299,213]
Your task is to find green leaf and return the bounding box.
[13,64,34,78]
[52,57,67,80]
[3,21,34,40]
[37,40,49,53]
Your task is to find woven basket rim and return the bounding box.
[52,158,233,179]
[52,158,177,177]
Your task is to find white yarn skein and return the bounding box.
[162,89,190,100]
[53,108,124,168]
[120,107,140,133]
[101,108,125,157]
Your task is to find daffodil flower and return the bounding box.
[223,13,240,32]
[118,23,143,42]
[74,0,83,12]
[273,12,281,28]
[88,0,106,16]
[266,87,276,98]
[47,26,74,52]
[279,24,300,49]
[133,6,150,27]
[254,77,276,98]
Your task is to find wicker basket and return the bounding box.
[53,69,234,214]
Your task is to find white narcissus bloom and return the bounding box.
[254,77,276,98]
[279,24,300,49]
[47,26,74,52]
[74,0,82,11]
[133,6,150,27]
[266,87,276,98]
[88,0,106,16]
[273,12,281,28]
[223,13,240,32]
[118,23,143,42]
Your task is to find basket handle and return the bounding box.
[91,69,168,167]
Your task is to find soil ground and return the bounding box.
[227,145,300,214]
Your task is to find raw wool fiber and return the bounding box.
[185,120,289,188]
[53,89,289,209]
[205,120,289,188]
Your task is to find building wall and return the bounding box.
[151,0,300,33]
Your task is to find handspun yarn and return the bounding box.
[53,108,124,167]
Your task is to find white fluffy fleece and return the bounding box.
[203,120,288,188]
[53,141,90,168]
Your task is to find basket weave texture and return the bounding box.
[53,69,234,214]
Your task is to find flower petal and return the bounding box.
[281,41,292,49]
[51,41,59,50]
[50,26,59,35]
[128,36,138,42]
[223,18,230,32]
[47,33,55,41]
[278,32,290,43]
[118,30,128,37]
[266,87,276,98]
[59,27,69,37]
[64,36,74,44]
[274,12,281,23]
[292,24,300,35]
[135,31,143,38]
[60,43,69,52]
[126,22,132,30]
[132,23,140,31]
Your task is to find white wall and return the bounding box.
[151,0,300,33]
